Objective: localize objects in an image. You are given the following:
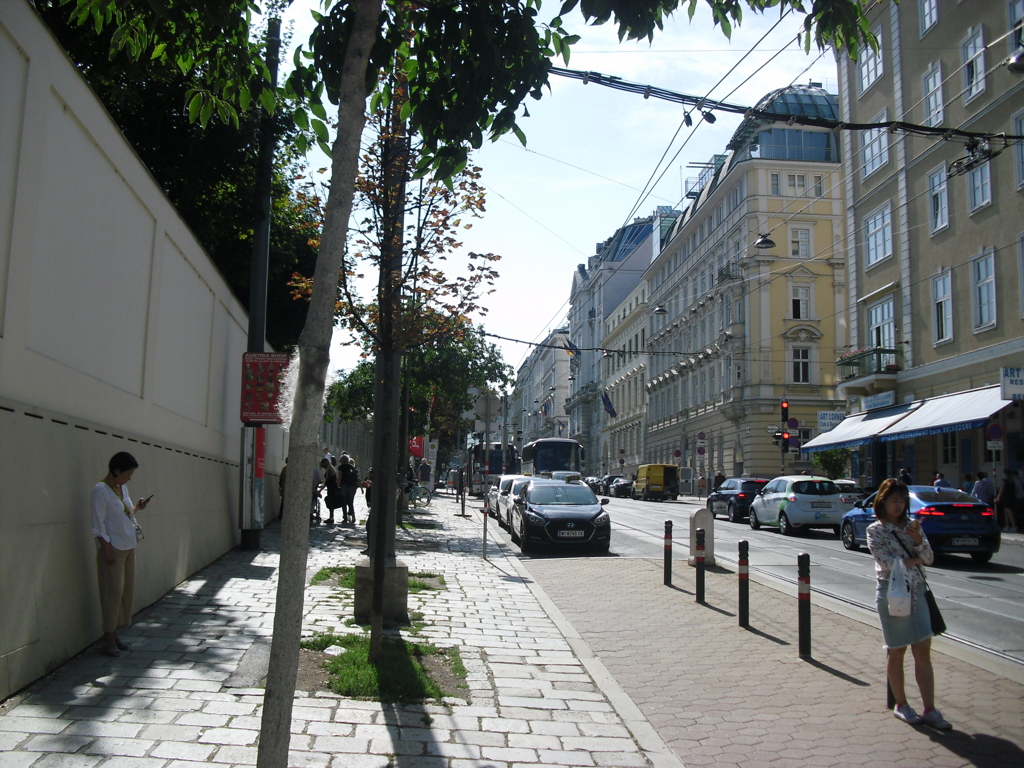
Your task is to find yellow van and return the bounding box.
[633,464,680,501]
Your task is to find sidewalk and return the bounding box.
[0,494,679,768]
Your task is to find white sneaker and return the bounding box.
[894,703,922,724]
[922,708,951,730]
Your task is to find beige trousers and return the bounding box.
[96,546,135,633]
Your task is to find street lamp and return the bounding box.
[754,233,776,250]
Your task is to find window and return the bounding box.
[858,27,883,92]
[941,433,957,465]
[962,27,985,102]
[792,286,810,319]
[791,229,810,258]
[1015,112,1024,188]
[928,166,948,233]
[813,175,824,197]
[968,162,992,212]
[920,0,937,34]
[868,297,895,350]
[862,111,888,177]
[864,204,892,266]
[933,271,952,343]
[1011,0,1024,53]
[770,172,781,196]
[923,63,943,127]
[793,348,810,383]
[973,249,996,329]
[788,173,806,196]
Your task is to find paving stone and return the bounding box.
[150,741,217,761]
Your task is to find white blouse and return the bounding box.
[866,519,934,596]
[91,482,137,551]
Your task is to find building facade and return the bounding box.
[808,1,1024,487]
[512,326,571,448]
[644,84,847,480]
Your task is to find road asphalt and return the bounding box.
[1,492,1021,768]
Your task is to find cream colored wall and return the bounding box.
[0,1,284,699]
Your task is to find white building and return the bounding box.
[512,326,571,447]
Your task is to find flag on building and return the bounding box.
[563,340,581,356]
[601,392,617,418]
[541,402,549,417]
[557,419,566,436]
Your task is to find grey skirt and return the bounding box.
[876,580,933,649]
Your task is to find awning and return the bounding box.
[878,385,1008,442]
[802,402,919,452]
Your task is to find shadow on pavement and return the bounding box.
[925,729,1024,768]
[803,657,870,686]
[742,625,790,646]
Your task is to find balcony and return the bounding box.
[836,347,901,395]
[717,263,741,282]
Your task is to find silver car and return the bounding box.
[748,476,844,537]
[486,475,521,522]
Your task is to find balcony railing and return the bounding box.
[836,347,901,382]
[717,263,741,282]
[734,144,840,164]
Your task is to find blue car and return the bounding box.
[840,485,1000,564]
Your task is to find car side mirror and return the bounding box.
[853,500,862,508]
[601,498,609,505]
[501,490,509,496]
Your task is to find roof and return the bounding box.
[727,83,839,150]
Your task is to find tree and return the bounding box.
[812,448,850,480]
[58,3,879,766]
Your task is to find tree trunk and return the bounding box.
[256,2,380,767]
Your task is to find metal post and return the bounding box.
[695,528,706,604]
[798,552,811,658]
[482,496,488,560]
[664,520,673,586]
[738,540,749,627]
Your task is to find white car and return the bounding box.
[748,475,844,537]
[486,475,521,521]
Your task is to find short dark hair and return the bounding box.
[873,478,910,522]
[108,452,139,475]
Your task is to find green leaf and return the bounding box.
[317,139,333,159]
[399,100,412,123]
[310,101,328,120]
[311,118,330,143]
[239,86,251,112]
[150,42,166,60]
[512,124,527,146]
[200,98,213,127]
[258,87,276,114]
[294,108,309,131]
[187,92,203,123]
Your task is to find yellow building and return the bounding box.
[644,84,846,479]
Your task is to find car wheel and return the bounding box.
[642,489,648,502]
[519,522,533,554]
[749,507,761,530]
[779,512,794,536]
[970,551,993,564]
[728,503,739,523]
[841,522,859,551]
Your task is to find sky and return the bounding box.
[278,2,841,380]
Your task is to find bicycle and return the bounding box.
[411,483,432,508]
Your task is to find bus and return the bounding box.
[520,438,584,476]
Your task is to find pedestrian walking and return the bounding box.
[321,459,341,525]
[996,470,1018,532]
[418,458,432,493]
[932,471,951,488]
[866,479,950,729]
[973,471,994,506]
[713,471,726,491]
[310,461,324,524]
[338,455,360,524]
[961,474,974,495]
[91,452,152,658]
[898,468,913,486]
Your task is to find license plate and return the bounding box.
[811,502,831,508]
[558,530,585,538]
[952,537,979,546]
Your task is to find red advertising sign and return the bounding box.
[240,352,290,424]
[409,436,425,458]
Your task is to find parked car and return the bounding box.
[486,475,521,523]
[707,478,770,522]
[584,476,603,492]
[502,476,533,530]
[510,478,611,553]
[834,479,867,511]
[598,474,623,494]
[748,476,844,536]
[609,477,634,497]
[840,485,1000,563]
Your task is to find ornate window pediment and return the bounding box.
[783,324,823,343]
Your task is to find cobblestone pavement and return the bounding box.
[518,547,1024,768]
[0,494,679,768]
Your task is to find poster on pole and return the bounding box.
[240,352,290,423]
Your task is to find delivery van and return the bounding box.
[633,464,680,501]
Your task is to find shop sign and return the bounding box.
[818,411,846,433]
[1000,367,1024,400]
[862,390,896,411]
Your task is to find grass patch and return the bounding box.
[310,566,355,588]
[300,633,450,702]
[410,572,445,585]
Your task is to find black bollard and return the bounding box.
[695,528,706,604]
[738,540,749,627]
[798,552,811,658]
[664,520,673,586]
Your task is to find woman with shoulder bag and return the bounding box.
[866,479,950,729]
[320,459,341,526]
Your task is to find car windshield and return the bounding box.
[914,490,983,504]
[791,480,839,496]
[742,481,768,492]
[528,485,598,505]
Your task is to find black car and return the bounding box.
[598,474,623,494]
[707,477,771,523]
[608,477,634,497]
[511,479,611,553]
[840,485,1000,563]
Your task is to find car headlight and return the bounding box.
[525,508,546,525]
[593,512,609,526]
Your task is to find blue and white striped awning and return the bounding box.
[877,385,1007,442]
[802,402,919,452]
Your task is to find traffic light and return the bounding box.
[781,430,791,453]
[781,398,789,424]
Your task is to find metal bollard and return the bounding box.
[664,520,673,586]
[738,540,749,627]
[695,528,706,603]
[798,552,811,658]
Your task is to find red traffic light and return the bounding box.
[781,399,789,422]
[782,431,791,441]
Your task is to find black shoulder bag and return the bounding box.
[894,532,946,636]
